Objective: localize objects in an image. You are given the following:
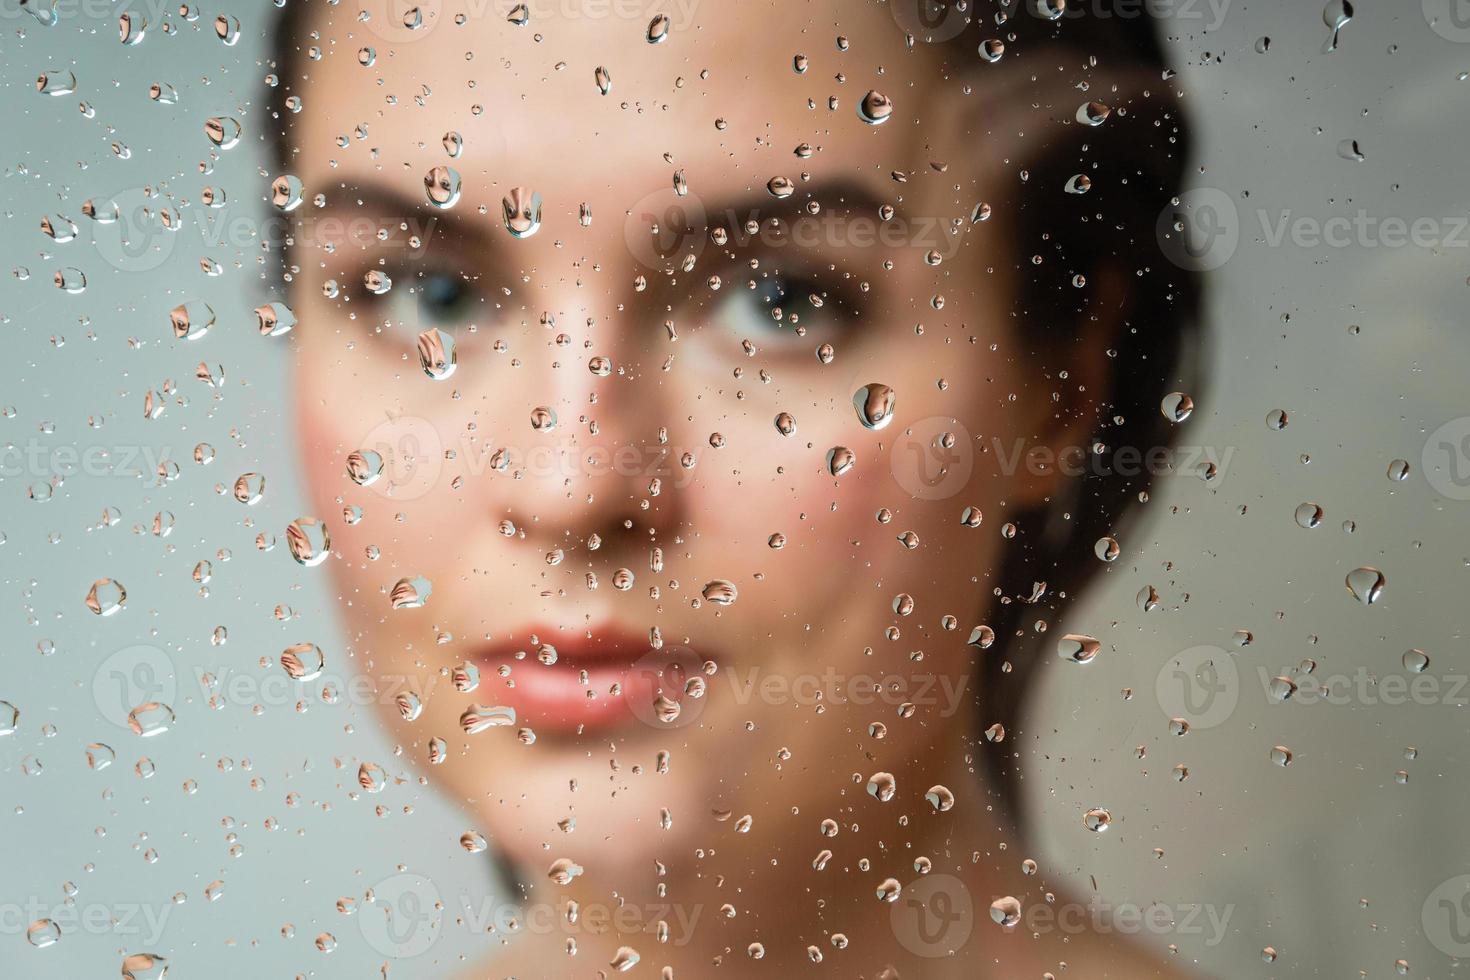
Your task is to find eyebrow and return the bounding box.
[698,178,889,231]
[307,180,496,260]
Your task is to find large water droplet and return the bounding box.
[35,70,75,96]
[285,517,331,566]
[121,953,169,980]
[502,187,543,237]
[857,90,894,125]
[27,919,61,947]
[281,642,325,681]
[417,327,457,380]
[391,576,433,609]
[1345,566,1385,605]
[826,446,855,477]
[701,579,738,606]
[1057,633,1101,664]
[86,578,127,616]
[1322,0,1352,52]
[424,165,461,208]
[203,116,241,149]
[853,383,897,430]
[170,301,216,341]
[127,701,175,737]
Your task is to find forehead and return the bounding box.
[289,0,961,203]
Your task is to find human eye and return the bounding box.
[706,261,860,352]
[355,262,485,334]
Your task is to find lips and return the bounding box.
[469,624,706,735]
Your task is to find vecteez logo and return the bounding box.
[1155,644,1238,729]
[92,644,178,731]
[624,187,708,271]
[888,0,970,42]
[360,873,444,958]
[1421,416,1470,502]
[1156,188,1239,272]
[889,416,974,501]
[890,874,974,957]
[1424,0,1470,43]
[356,0,446,44]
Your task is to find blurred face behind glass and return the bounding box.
[291,0,1101,951]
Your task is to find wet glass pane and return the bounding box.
[2,0,1463,976]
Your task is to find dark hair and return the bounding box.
[957,4,1204,819]
[265,0,1203,824]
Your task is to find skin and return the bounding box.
[285,1,1190,976]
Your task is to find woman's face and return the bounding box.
[291,0,1077,880]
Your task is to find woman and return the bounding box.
[268,0,1203,975]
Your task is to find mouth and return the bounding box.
[469,624,710,736]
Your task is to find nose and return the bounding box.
[470,245,685,567]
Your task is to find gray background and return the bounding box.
[3,0,1469,976]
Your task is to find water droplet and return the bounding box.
[214,13,239,44]
[1322,0,1353,53]
[866,771,897,802]
[121,952,169,979]
[285,517,331,566]
[254,301,296,337]
[924,784,955,811]
[826,446,856,477]
[203,116,241,149]
[270,174,304,212]
[548,857,585,884]
[27,919,61,948]
[701,579,738,606]
[391,576,433,609]
[1057,633,1100,664]
[1345,566,1385,605]
[127,701,174,737]
[1076,101,1111,126]
[767,176,796,199]
[35,69,76,96]
[1160,391,1194,422]
[461,704,516,734]
[346,449,384,486]
[857,90,894,125]
[646,13,670,43]
[86,578,126,616]
[170,301,216,341]
[595,66,613,95]
[502,187,543,237]
[233,472,266,505]
[1083,807,1112,832]
[1402,648,1430,673]
[424,165,461,208]
[281,642,325,681]
[990,896,1022,928]
[853,383,896,430]
[417,328,457,380]
[611,945,641,971]
[85,742,115,770]
[1294,502,1324,528]
[118,11,147,44]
